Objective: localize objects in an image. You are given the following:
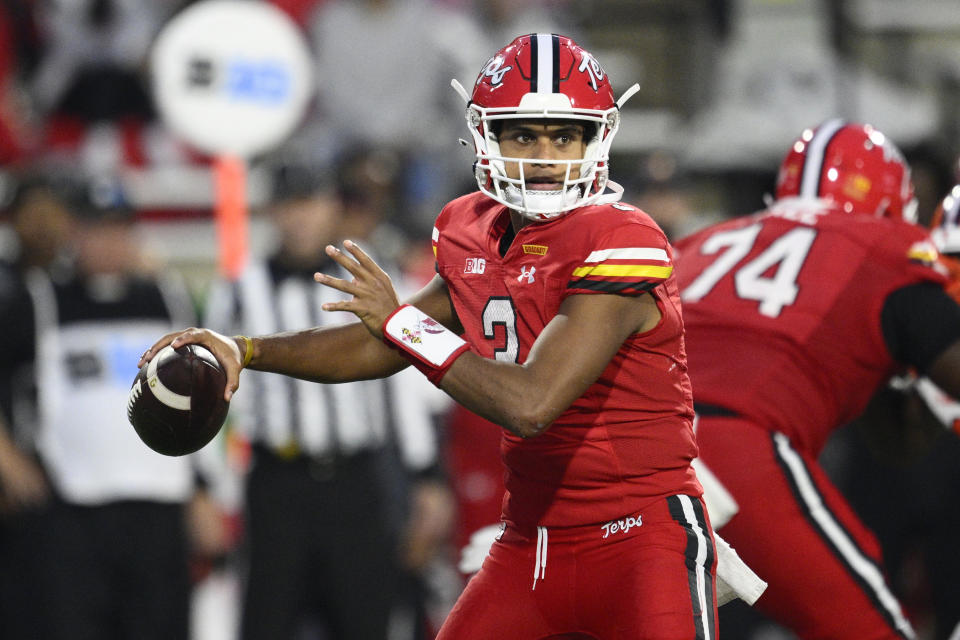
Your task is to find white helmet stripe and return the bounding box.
[534,33,557,94]
[800,118,846,199]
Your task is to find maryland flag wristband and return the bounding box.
[382,304,470,385]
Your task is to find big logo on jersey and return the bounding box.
[465,258,486,274]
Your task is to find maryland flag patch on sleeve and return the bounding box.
[567,247,673,295]
[907,239,939,265]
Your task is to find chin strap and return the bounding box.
[594,180,625,206]
[503,184,581,220]
[382,304,470,386]
[500,180,626,220]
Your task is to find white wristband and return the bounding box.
[382,305,469,384]
[383,304,467,365]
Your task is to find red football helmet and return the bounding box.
[452,33,639,220]
[775,119,917,223]
[929,184,960,255]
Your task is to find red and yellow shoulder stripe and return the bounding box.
[568,247,672,295]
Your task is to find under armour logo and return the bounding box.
[518,266,536,283]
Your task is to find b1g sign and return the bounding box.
[151,0,313,158]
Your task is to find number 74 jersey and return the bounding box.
[674,201,947,454]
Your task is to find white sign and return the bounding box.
[151,0,313,158]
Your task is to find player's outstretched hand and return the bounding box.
[314,239,400,339]
[137,328,244,402]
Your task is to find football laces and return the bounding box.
[127,378,143,421]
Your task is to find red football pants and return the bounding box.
[436,495,718,640]
[696,417,915,639]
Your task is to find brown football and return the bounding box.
[127,344,229,456]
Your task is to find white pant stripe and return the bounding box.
[677,495,711,638]
[773,432,915,639]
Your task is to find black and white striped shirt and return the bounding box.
[204,255,447,473]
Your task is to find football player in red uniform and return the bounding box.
[930,184,960,300]
[674,120,960,639]
[142,34,719,638]
[903,185,960,434]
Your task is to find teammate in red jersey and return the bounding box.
[674,119,960,639]
[141,34,720,638]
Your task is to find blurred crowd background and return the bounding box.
[2,0,960,639]
[3,0,960,284]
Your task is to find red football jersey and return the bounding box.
[433,192,700,529]
[675,200,947,455]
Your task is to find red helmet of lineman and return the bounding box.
[775,119,917,223]
[451,33,639,221]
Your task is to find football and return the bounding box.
[127,344,230,456]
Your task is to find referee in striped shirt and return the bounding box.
[204,157,453,640]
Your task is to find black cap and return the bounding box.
[270,161,332,202]
[334,145,401,208]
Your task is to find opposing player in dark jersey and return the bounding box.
[674,119,960,639]
[142,34,720,638]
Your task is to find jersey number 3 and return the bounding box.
[482,297,520,362]
[681,223,817,317]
